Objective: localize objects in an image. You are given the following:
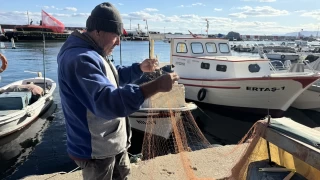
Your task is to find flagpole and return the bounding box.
[27,11,29,25]
[205,19,209,37]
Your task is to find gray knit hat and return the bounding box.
[86,2,123,35]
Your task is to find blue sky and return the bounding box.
[1,0,320,35]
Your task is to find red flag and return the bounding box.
[123,28,127,36]
[41,10,65,33]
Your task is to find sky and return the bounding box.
[1,0,320,35]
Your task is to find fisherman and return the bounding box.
[57,2,179,180]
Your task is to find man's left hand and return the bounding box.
[140,58,160,72]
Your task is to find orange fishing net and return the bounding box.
[130,71,272,180]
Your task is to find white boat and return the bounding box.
[0,35,55,137]
[265,53,300,61]
[291,82,320,112]
[263,50,300,61]
[148,34,320,117]
[0,77,56,137]
[289,59,320,112]
[129,103,197,139]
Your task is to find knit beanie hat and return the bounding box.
[86,2,123,35]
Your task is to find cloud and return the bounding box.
[0,8,315,35]
[214,8,223,11]
[63,7,77,12]
[177,3,205,8]
[301,10,320,20]
[143,8,158,12]
[71,13,90,17]
[229,6,289,18]
[294,10,307,13]
[192,3,205,6]
[40,5,77,12]
[118,3,124,5]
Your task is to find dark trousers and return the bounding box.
[74,151,130,180]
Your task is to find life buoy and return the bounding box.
[280,55,285,60]
[197,88,207,101]
[0,53,8,73]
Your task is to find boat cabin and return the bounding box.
[168,38,271,79]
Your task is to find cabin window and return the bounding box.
[206,43,217,53]
[191,42,204,54]
[248,64,260,73]
[201,62,210,70]
[176,43,188,53]
[216,64,227,72]
[219,43,230,53]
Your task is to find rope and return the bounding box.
[43,166,80,180]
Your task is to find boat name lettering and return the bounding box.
[177,58,186,61]
[246,86,285,92]
[136,120,156,125]
[175,62,185,66]
[192,60,200,63]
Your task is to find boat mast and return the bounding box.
[42,34,46,95]
[27,11,29,25]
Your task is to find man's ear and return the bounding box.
[95,30,101,37]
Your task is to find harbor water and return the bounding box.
[0,40,319,180]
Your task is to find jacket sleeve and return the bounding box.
[116,63,144,86]
[73,56,145,120]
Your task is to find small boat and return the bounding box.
[0,35,56,138]
[0,77,56,137]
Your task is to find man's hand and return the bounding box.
[139,73,180,99]
[155,73,180,92]
[140,58,159,72]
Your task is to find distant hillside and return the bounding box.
[284,31,319,37]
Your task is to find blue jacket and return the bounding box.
[57,31,145,159]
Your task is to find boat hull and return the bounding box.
[291,84,320,111]
[0,77,56,137]
[179,76,319,117]
[129,103,197,139]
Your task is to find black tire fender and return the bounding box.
[197,88,207,101]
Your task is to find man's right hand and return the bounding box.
[154,73,180,92]
[139,73,180,99]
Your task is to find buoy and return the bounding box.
[11,38,16,49]
[0,53,8,73]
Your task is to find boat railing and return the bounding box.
[269,61,277,73]
[303,59,317,74]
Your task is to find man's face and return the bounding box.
[95,31,120,56]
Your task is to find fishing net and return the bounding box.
[129,67,319,180]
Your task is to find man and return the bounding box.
[57,2,179,180]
